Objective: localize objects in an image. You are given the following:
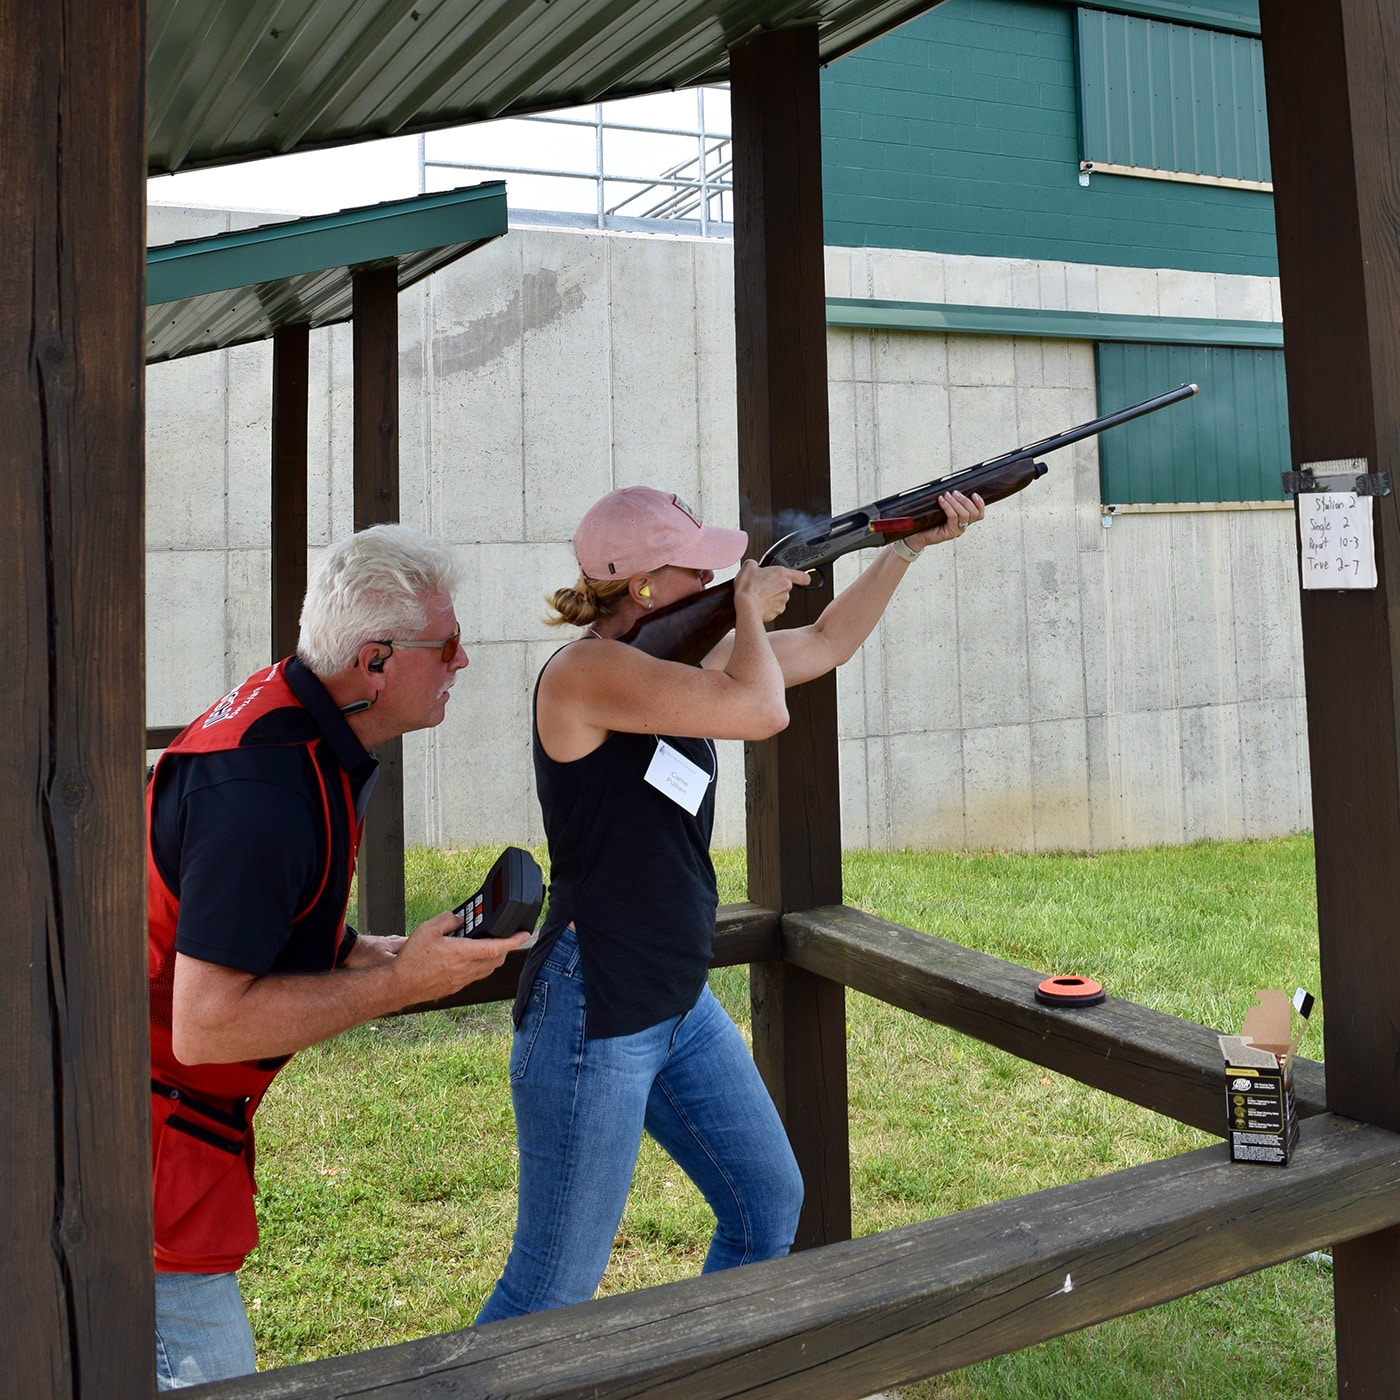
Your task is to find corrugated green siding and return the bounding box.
[1096,342,1290,502]
[1107,1,1258,32]
[820,0,1276,275]
[1078,9,1270,181]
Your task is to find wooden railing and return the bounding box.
[202,901,1400,1399]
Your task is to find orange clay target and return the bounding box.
[1035,975,1105,1007]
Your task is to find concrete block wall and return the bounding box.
[146,205,1309,854]
[822,243,1306,851]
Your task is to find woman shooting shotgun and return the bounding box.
[474,481,982,1322]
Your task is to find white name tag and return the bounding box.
[644,739,712,815]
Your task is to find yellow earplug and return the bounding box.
[639,582,651,598]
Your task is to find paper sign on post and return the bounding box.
[1299,491,1376,590]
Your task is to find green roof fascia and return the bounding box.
[1048,1,1259,37]
[146,182,507,306]
[825,298,1283,349]
[144,244,482,363]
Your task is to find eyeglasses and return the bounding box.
[372,629,462,664]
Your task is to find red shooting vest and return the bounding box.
[148,661,360,1273]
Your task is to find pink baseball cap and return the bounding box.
[573,487,748,579]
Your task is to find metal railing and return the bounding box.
[418,88,733,235]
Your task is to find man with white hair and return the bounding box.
[146,523,527,1389]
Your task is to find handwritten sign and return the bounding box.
[1299,491,1376,590]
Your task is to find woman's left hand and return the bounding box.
[904,490,985,552]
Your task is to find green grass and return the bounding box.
[244,835,1333,1395]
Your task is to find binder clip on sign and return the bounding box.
[1218,988,1313,1165]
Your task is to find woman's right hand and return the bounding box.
[732,558,810,624]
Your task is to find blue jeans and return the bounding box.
[476,926,804,1322]
[154,1270,257,1389]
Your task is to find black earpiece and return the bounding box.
[367,654,386,673]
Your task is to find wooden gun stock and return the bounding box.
[618,578,741,664]
[617,382,1199,664]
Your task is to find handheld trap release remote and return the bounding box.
[453,846,545,939]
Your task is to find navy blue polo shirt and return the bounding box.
[149,657,378,975]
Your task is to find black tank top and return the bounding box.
[512,646,720,1039]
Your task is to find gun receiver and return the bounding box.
[619,382,1199,664]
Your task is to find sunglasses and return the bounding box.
[372,629,462,664]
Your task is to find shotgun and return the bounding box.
[619,381,1199,664]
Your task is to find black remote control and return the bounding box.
[452,846,544,938]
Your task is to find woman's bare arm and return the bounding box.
[536,560,806,761]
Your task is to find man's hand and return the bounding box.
[342,932,405,967]
[389,909,530,1006]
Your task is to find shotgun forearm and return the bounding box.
[761,455,1046,573]
[617,382,1198,663]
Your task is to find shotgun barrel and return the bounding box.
[762,381,1198,571]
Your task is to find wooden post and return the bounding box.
[1259,3,1400,1392]
[0,1,153,1396]
[352,265,407,937]
[272,322,311,662]
[730,25,851,1250]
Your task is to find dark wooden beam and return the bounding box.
[352,264,406,937]
[418,902,1328,1136]
[411,902,785,1014]
[1260,3,1400,1392]
[708,901,787,967]
[729,29,841,915]
[352,264,401,530]
[187,1114,1400,1400]
[1,1,152,1396]
[782,905,1326,1135]
[1260,0,1400,1131]
[272,322,311,662]
[730,23,850,1253]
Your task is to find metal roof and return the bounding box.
[148,0,943,175]
[145,181,507,363]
